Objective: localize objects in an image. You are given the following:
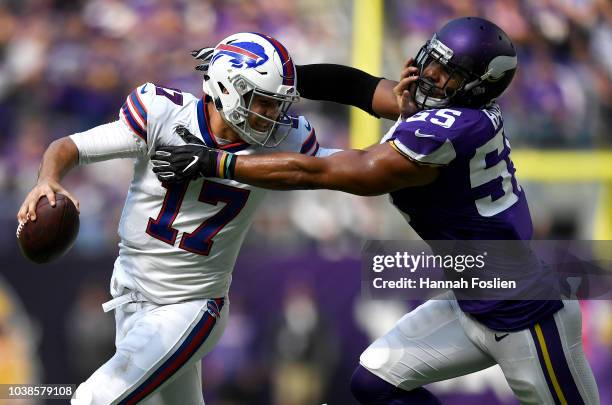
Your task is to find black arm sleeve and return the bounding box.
[295,64,383,118]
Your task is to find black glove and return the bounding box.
[191,47,215,73]
[151,144,237,183]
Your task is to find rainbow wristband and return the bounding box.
[215,151,237,180]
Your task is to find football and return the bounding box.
[17,194,80,263]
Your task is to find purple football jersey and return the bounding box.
[384,104,532,240]
[382,104,562,331]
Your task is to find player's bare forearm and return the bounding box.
[234,143,438,196]
[372,79,400,120]
[238,152,377,193]
[234,152,329,191]
[38,137,79,182]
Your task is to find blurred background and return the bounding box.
[0,0,611,404]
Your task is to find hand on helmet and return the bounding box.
[393,58,420,118]
[191,47,215,73]
[151,144,237,183]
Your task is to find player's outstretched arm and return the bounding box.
[152,141,437,196]
[295,59,419,120]
[232,142,438,195]
[151,137,438,196]
[17,137,80,223]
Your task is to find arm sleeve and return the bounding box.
[295,64,383,117]
[69,120,148,165]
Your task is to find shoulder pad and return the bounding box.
[274,116,319,155]
[119,82,156,143]
[295,116,319,155]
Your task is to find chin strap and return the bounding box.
[414,87,450,109]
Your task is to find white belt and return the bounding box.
[102,290,147,313]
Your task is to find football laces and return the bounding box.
[16,221,25,238]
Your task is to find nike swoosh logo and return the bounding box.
[183,156,199,173]
[494,333,510,342]
[140,84,148,94]
[414,129,436,138]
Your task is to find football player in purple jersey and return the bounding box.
[154,17,599,405]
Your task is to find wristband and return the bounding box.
[215,151,237,180]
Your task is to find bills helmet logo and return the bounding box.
[211,41,269,69]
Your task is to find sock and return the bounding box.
[350,365,442,405]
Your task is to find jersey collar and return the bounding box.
[196,96,251,153]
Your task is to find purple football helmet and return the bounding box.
[414,17,518,109]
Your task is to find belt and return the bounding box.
[102,290,147,313]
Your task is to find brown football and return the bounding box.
[17,194,80,263]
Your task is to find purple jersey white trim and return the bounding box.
[391,137,456,165]
[384,103,533,240]
[383,104,562,331]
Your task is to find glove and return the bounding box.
[151,144,237,183]
[191,47,215,73]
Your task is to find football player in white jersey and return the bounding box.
[16,32,401,405]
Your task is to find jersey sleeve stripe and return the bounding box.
[127,92,147,128]
[126,97,146,130]
[390,138,456,165]
[310,142,320,156]
[130,90,148,122]
[121,103,147,142]
[300,129,317,154]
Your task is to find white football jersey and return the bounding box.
[71,83,332,304]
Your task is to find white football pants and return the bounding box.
[71,290,228,405]
[359,292,599,404]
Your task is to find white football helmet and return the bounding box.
[203,32,300,147]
